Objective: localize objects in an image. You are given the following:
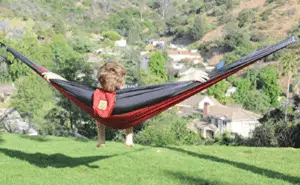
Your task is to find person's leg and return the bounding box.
[96,121,105,147]
[125,127,134,147]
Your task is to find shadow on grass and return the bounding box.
[165,171,227,185]
[0,133,4,144]
[0,147,146,168]
[165,146,300,184]
[19,135,50,142]
[73,137,90,143]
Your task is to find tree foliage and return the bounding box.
[191,15,206,41]
[223,23,252,50]
[207,80,232,104]
[149,50,167,81]
[237,8,257,27]
[258,66,281,107]
[135,111,202,146]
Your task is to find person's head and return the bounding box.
[98,62,127,92]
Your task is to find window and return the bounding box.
[223,120,227,127]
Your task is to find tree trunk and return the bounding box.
[285,74,292,122]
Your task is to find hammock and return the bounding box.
[0,36,298,129]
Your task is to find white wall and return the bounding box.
[230,121,259,137]
[169,54,201,62]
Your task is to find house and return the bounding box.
[0,21,9,33]
[0,84,16,103]
[148,40,165,48]
[87,53,100,63]
[201,101,262,138]
[225,87,237,97]
[115,39,127,47]
[140,56,149,70]
[176,95,219,116]
[168,49,203,63]
[176,95,262,138]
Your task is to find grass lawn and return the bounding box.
[0,132,299,185]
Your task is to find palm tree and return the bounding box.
[280,51,300,121]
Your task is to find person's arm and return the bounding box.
[42,72,67,82]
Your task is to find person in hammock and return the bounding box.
[42,62,210,147]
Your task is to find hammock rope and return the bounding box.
[0,35,298,129]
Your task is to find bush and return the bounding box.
[191,15,207,40]
[223,23,252,50]
[52,20,66,34]
[215,0,234,9]
[260,9,272,21]
[237,8,257,27]
[135,111,202,146]
[218,12,235,24]
[250,32,268,42]
[68,36,93,53]
[102,31,121,41]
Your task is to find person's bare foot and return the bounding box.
[96,143,105,147]
[125,143,134,147]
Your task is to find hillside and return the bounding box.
[0,0,300,145]
[0,132,300,185]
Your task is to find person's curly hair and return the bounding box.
[98,62,127,92]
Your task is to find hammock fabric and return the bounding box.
[0,36,298,129]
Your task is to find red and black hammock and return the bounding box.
[0,36,298,129]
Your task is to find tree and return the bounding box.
[128,26,142,45]
[233,78,252,103]
[10,74,57,134]
[157,0,174,19]
[215,0,234,9]
[258,66,281,107]
[50,34,97,137]
[99,0,111,15]
[237,8,256,27]
[241,90,270,113]
[139,70,167,85]
[102,31,121,41]
[68,36,93,54]
[121,48,141,85]
[52,20,66,35]
[280,51,300,121]
[223,23,252,50]
[191,15,206,41]
[5,31,53,81]
[207,80,231,104]
[138,0,146,20]
[148,50,167,81]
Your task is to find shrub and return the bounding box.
[102,31,121,41]
[237,8,257,27]
[135,111,202,146]
[250,32,268,42]
[191,15,207,40]
[260,9,272,21]
[68,36,93,53]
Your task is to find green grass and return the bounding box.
[0,132,300,185]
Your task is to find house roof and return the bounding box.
[178,95,220,108]
[177,107,199,117]
[177,94,204,108]
[0,84,16,94]
[207,104,262,121]
[168,50,201,56]
[189,119,218,132]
